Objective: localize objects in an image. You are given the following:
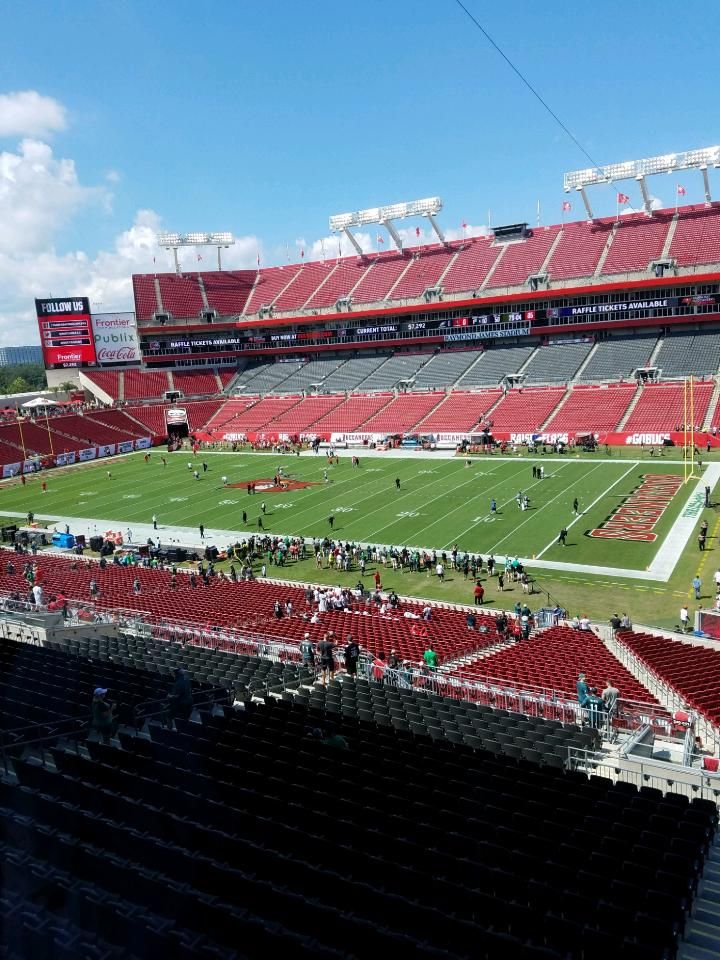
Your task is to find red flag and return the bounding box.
[562,201,572,212]
[617,192,630,204]
[461,220,468,230]
[677,184,686,196]
[376,234,384,244]
[415,226,421,238]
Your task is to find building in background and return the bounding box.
[0,345,43,366]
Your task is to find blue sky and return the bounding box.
[0,0,719,343]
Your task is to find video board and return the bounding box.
[36,297,97,369]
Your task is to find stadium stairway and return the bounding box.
[615,382,643,430]
[538,386,570,430]
[703,380,720,431]
[679,837,720,960]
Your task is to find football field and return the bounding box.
[0,449,704,579]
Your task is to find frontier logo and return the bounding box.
[589,473,684,542]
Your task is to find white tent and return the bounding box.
[21,396,59,409]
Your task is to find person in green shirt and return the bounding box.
[423,646,439,670]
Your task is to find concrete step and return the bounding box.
[699,878,720,903]
[694,899,720,925]
[685,918,720,951]
[678,941,720,960]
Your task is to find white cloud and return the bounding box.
[0,91,67,137]
[0,138,109,254]
[105,169,121,183]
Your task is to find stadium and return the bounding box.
[3,7,720,960]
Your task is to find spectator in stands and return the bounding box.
[168,667,193,723]
[466,611,476,630]
[587,687,604,729]
[133,577,141,595]
[579,614,591,631]
[423,645,439,670]
[576,673,590,708]
[344,636,360,676]
[602,680,620,720]
[318,633,335,684]
[90,688,115,744]
[89,578,99,598]
[620,612,631,629]
[300,633,315,674]
[609,613,622,635]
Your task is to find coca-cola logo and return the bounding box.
[97,346,138,361]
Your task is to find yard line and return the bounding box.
[483,461,611,556]
[360,461,532,543]
[535,461,637,559]
[438,460,581,550]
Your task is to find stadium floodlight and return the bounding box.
[329,197,445,253]
[157,231,236,272]
[564,146,720,219]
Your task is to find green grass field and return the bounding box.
[1,449,714,630]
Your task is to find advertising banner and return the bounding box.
[134,437,152,449]
[36,297,97,369]
[91,311,141,365]
[78,447,97,462]
[2,463,20,478]
[97,444,116,458]
[54,452,77,466]
[117,440,134,454]
[23,460,40,474]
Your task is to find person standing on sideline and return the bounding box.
[558,527,568,546]
[692,575,702,600]
[328,515,335,529]
[199,524,205,540]
[261,502,266,514]
[680,604,690,633]
[152,514,158,530]
[395,477,401,490]
[572,497,579,515]
[126,528,133,544]
[705,485,711,508]
[490,498,497,516]
[258,516,264,530]
[474,581,484,606]
[242,510,247,524]
[699,529,707,551]
[497,571,505,591]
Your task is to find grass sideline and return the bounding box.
[1,449,715,631]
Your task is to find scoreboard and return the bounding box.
[36,297,97,369]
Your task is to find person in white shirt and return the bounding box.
[680,605,690,633]
[436,563,444,581]
[579,615,591,631]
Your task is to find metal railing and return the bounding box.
[565,744,720,802]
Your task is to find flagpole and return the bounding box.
[675,185,679,214]
[536,200,541,228]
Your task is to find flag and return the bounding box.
[300,249,304,259]
[152,256,156,264]
[461,220,468,230]
[617,192,630,204]
[376,234,384,244]
[256,252,260,268]
[562,201,572,212]
[677,184,686,196]
[415,226,421,238]
[197,254,203,262]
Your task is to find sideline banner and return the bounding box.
[134,437,152,450]
[78,447,97,462]
[97,444,116,458]
[2,463,21,478]
[55,452,77,466]
[117,440,134,454]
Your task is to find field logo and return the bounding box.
[228,477,320,494]
[589,473,683,542]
